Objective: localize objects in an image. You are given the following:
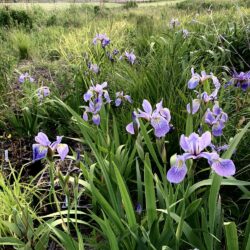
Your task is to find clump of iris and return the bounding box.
[83,82,111,125]
[19,72,34,83]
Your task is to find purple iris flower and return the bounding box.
[229,71,250,91]
[37,86,50,100]
[126,111,140,135]
[88,63,99,74]
[179,131,212,160]
[127,99,171,138]
[83,99,102,126]
[186,88,219,114]
[115,91,132,106]
[83,82,111,104]
[113,49,119,55]
[32,132,69,161]
[93,34,110,48]
[167,155,187,183]
[19,72,34,83]
[135,203,142,215]
[188,68,220,90]
[209,143,228,153]
[204,103,228,136]
[166,131,236,183]
[125,51,136,65]
[208,153,236,177]
[182,29,189,38]
[169,18,180,28]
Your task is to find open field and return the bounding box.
[0,0,250,249]
[0,0,184,9]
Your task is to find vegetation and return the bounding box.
[0,1,250,249]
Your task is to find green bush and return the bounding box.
[0,8,32,28]
[123,1,138,9]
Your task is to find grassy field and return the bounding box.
[0,0,250,249]
[0,0,184,10]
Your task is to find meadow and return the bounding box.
[0,0,250,249]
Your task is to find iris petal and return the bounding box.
[35,132,51,146]
[151,116,170,138]
[115,98,122,107]
[211,159,236,177]
[32,144,48,161]
[57,144,69,161]
[92,114,101,125]
[167,164,187,183]
[142,100,152,115]
[126,122,135,134]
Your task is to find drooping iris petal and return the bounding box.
[211,159,236,177]
[115,98,122,107]
[35,132,51,146]
[56,144,69,161]
[212,122,224,137]
[92,114,100,125]
[124,95,132,103]
[151,116,170,138]
[188,76,200,89]
[104,91,111,103]
[167,156,187,183]
[83,91,93,102]
[211,75,220,89]
[32,144,48,161]
[204,109,216,125]
[83,112,88,121]
[212,104,221,116]
[126,122,135,134]
[187,99,201,114]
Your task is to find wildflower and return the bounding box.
[167,155,187,183]
[124,51,136,65]
[115,91,132,106]
[88,63,99,74]
[93,34,110,48]
[19,72,34,83]
[32,132,69,161]
[204,103,228,136]
[166,131,236,183]
[135,203,142,215]
[127,99,171,138]
[37,86,50,100]
[113,49,119,55]
[228,71,250,91]
[180,131,212,159]
[83,82,111,103]
[208,153,236,177]
[169,18,180,28]
[186,88,219,114]
[209,143,228,153]
[188,68,220,90]
[126,111,140,135]
[182,29,189,38]
[83,99,102,126]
